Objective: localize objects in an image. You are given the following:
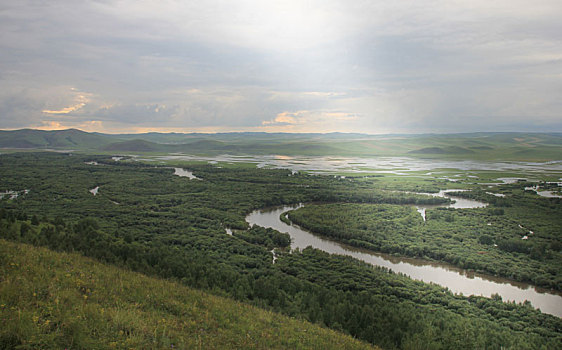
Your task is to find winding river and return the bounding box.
[411,189,488,220]
[246,204,562,318]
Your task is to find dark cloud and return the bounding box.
[0,0,561,133]
[0,89,45,128]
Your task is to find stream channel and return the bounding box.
[246,197,562,318]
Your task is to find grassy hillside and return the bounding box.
[101,139,163,152]
[100,131,562,159]
[1,129,561,160]
[0,129,115,150]
[0,239,375,349]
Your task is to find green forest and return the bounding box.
[1,152,561,349]
[287,194,562,290]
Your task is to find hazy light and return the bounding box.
[1,0,561,133]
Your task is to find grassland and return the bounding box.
[0,239,376,349]
[1,129,561,161]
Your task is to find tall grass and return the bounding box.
[0,239,375,349]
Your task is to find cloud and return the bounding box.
[303,92,347,98]
[262,110,362,133]
[42,92,90,114]
[36,120,105,132]
[0,0,561,133]
[42,104,85,115]
[263,112,299,126]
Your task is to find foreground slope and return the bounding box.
[0,240,375,349]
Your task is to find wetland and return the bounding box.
[1,150,561,349]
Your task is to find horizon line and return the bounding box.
[2,127,562,137]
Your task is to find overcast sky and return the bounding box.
[1,0,561,134]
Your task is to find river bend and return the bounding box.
[246,204,562,318]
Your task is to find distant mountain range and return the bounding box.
[0,128,561,160]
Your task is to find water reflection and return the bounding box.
[524,185,562,198]
[89,186,99,196]
[155,155,562,174]
[403,189,487,220]
[173,168,201,180]
[246,205,562,318]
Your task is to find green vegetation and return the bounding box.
[1,152,561,349]
[287,194,562,289]
[0,240,375,349]
[234,226,291,250]
[1,129,561,160]
[0,129,115,150]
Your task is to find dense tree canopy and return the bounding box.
[0,152,560,349]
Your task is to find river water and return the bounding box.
[155,154,562,175]
[246,204,562,317]
[89,186,99,196]
[173,168,201,180]
[408,189,487,220]
[524,185,562,199]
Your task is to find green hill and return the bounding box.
[101,139,163,152]
[408,146,475,155]
[1,128,561,160]
[0,240,376,349]
[0,129,115,149]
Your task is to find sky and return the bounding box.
[1,0,561,134]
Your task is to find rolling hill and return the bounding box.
[0,129,115,149]
[0,128,561,160]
